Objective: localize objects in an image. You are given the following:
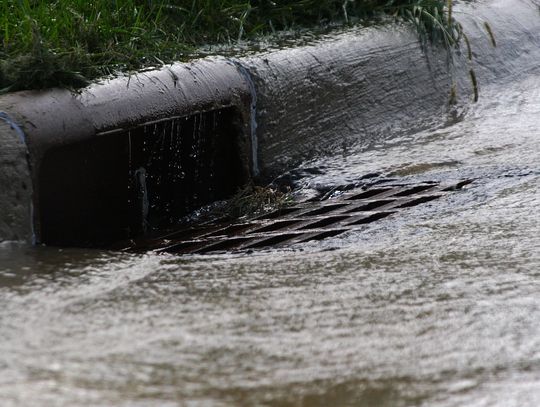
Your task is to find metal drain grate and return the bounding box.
[119,179,472,255]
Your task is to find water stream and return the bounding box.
[1,0,540,401]
[0,63,538,406]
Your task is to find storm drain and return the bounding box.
[120,179,472,255]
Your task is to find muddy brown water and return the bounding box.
[0,70,538,406]
[2,10,540,402]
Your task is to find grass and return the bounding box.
[0,0,462,92]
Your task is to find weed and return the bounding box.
[220,184,293,219]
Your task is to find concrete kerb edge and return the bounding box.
[0,57,255,244]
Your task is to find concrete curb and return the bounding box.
[0,116,33,242]
[1,0,538,246]
[0,58,254,245]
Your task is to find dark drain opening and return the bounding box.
[397,195,441,208]
[244,233,300,249]
[299,229,348,242]
[442,179,474,191]
[393,184,435,196]
[126,108,249,236]
[248,219,300,234]
[347,199,396,212]
[300,215,351,230]
[346,188,392,200]
[38,107,249,246]
[347,211,395,225]
[196,236,253,253]
[205,223,256,238]
[160,225,219,240]
[157,240,207,255]
[303,203,349,216]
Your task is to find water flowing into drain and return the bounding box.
[119,179,473,255]
[38,107,250,247]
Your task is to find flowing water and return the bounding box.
[1,26,540,407]
[1,72,538,407]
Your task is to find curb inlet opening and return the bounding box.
[38,107,249,247]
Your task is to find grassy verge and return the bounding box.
[0,0,460,92]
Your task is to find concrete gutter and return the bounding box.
[1,0,538,246]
